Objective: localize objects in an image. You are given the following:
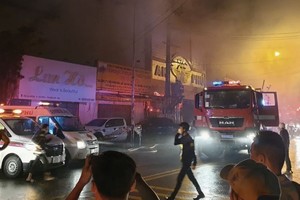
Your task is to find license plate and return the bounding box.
[221,134,233,139]
[52,156,62,163]
[90,148,98,154]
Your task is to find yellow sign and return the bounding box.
[171,56,192,84]
[152,58,205,88]
[152,60,176,82]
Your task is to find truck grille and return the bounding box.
[210,117,244,128]
[45,144,64,157]
[86,140,98,145]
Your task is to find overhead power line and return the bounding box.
[232,32,300,41]
[114,0,189,57]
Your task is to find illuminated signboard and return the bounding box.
[19,55,96,102]
[152,57,205,88]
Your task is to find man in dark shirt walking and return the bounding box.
[279,122,293,174]
[165,122,205,200]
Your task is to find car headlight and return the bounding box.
[199,130,211,140]
[77,141,86,149]
[25,143,39,151]
[247,133,256,141]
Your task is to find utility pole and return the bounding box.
[165,18,171,117]
[131,0,137,147]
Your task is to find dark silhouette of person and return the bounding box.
[0,129,10,150]
[251,130,299,199]
[220,159,280,200]
[66,151,160,200]
[53,123,65,139]
[279,122,292,174]
[165,122,205,200]
[26,124,55,182]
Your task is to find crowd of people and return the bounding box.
[1,120,299,200]
[221,129,300,200]
[65,121,300,200]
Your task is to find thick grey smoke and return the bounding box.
[1,0,300,121]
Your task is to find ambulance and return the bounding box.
[0,108,65,178]
[0,105,99,163]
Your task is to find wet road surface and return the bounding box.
[1,138,300,200]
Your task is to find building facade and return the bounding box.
[12,55,205,125]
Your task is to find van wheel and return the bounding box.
[3,155,22,178]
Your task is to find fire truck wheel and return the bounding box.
[3,155,23,178]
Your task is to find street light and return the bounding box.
[274,51,280,57]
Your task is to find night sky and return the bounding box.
[1,0,300,121]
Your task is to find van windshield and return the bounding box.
[5,118,40,136]
[54,116,85,131]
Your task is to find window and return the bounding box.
[106,119,125,127]
[204,90,251,109]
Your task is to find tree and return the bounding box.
[0,26,41,104]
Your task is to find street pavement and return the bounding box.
[1,138,300,200]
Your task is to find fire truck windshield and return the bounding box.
[204,90,251,109]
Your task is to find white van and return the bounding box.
[0,109,65,178]
[0,105,99,163]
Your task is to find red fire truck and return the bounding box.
[193,80,279,159]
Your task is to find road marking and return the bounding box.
[144,169,180,181]
[128,146,158,153]
[129,192,199,200]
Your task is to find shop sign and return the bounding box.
[97,63,152,95]
[152,58,205,88]
[19,55,96,102]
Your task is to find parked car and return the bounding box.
[85,118,142,142]
[137,117,178,144]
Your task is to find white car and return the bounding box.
[85,118,129,142]
[85,118,142,142]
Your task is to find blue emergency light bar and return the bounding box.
[212,80,241,86]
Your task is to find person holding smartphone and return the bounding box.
[165,122,205,200]
[66,150,159,200]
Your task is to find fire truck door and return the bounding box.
[195,92,203,109]
[256,92,279,127]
